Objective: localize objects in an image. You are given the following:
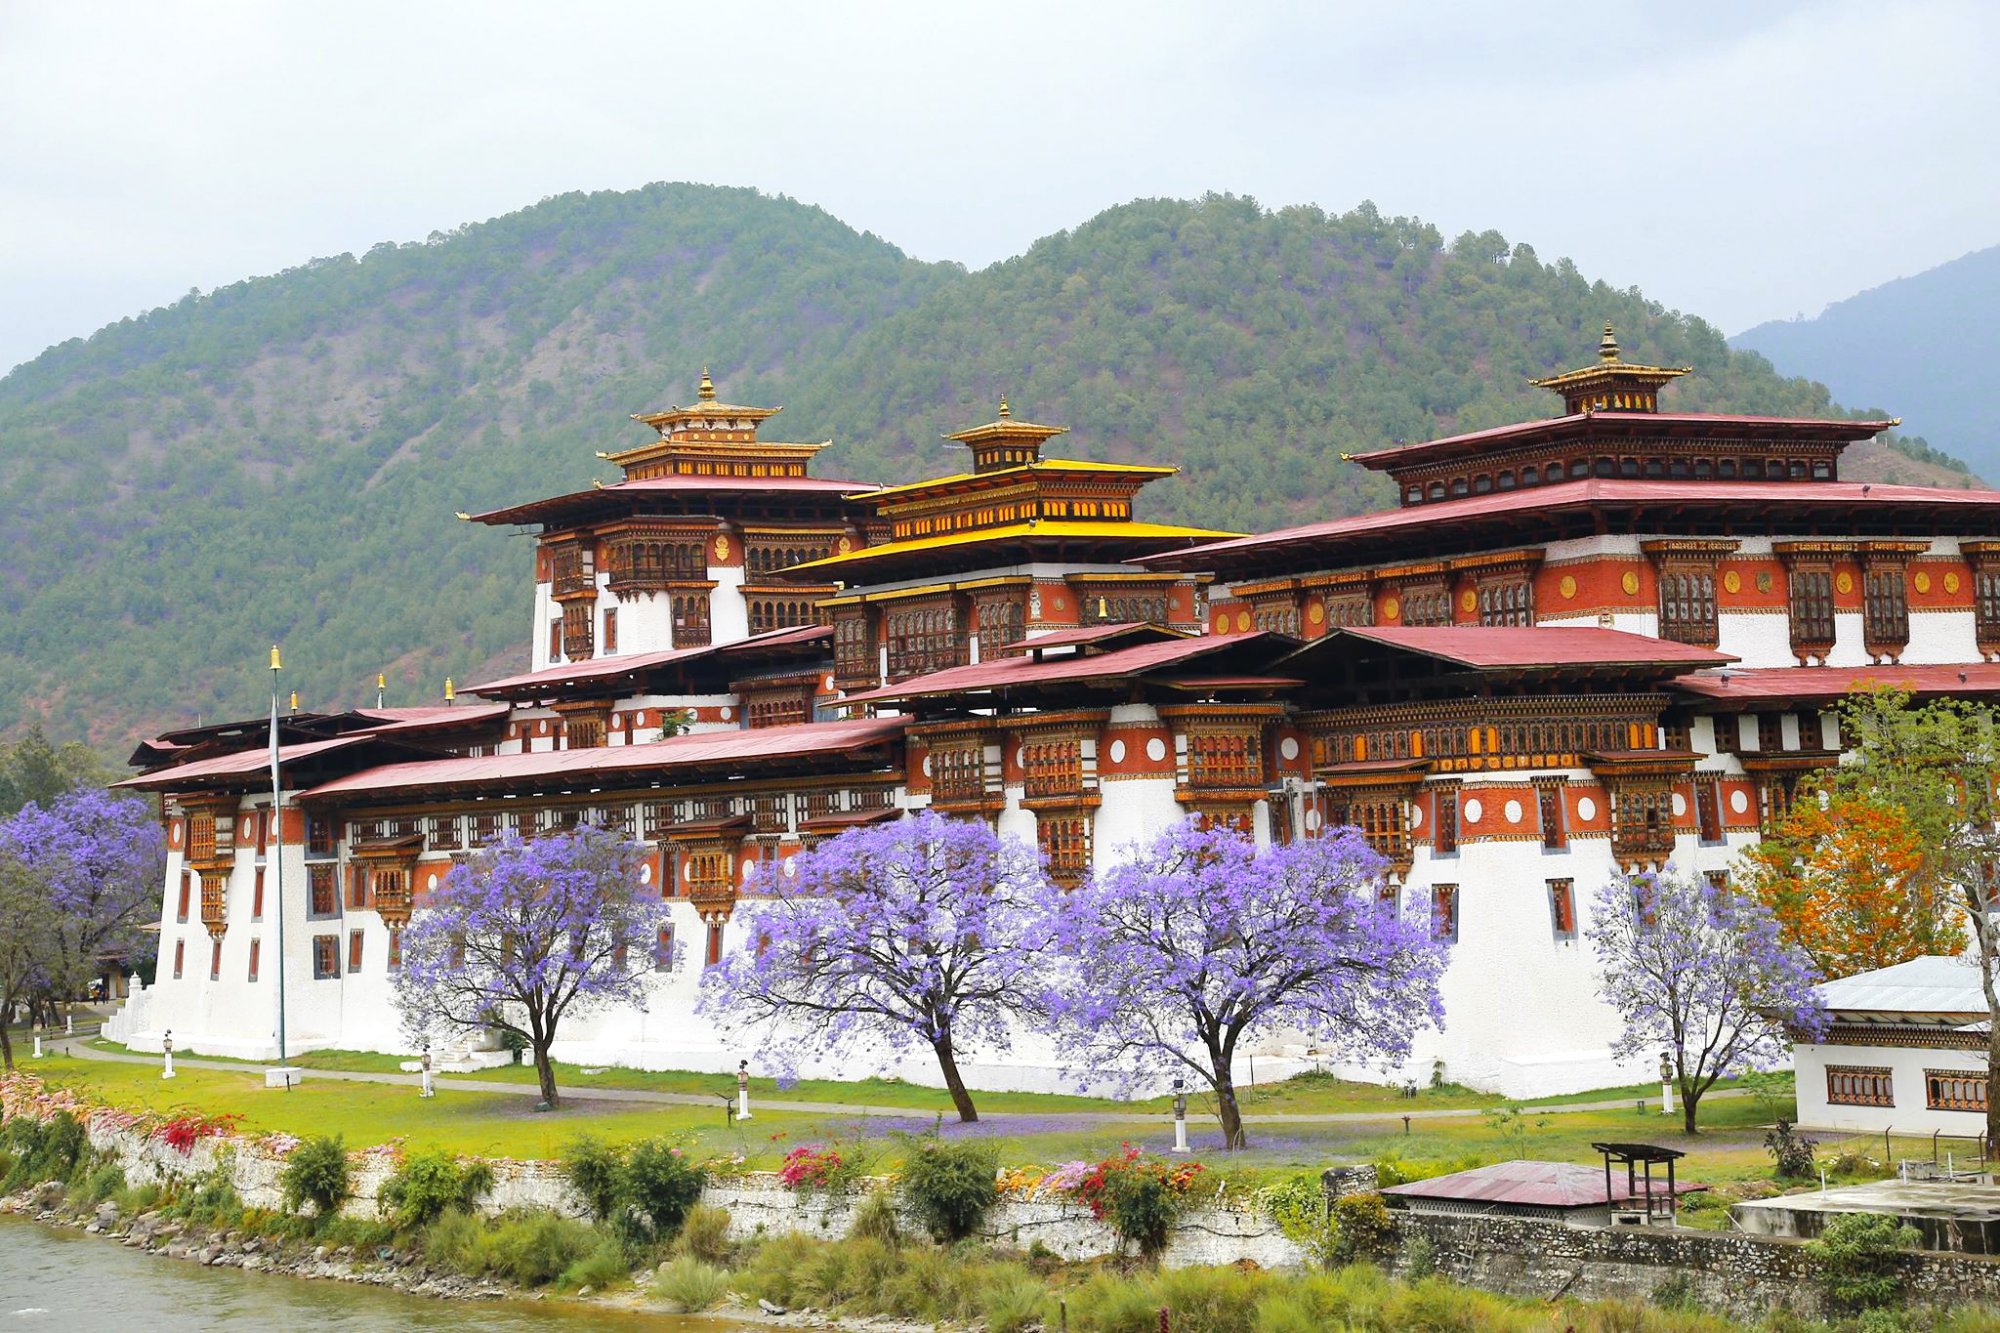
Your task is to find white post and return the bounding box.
[420,1047,435,1099]
[737,1061,752,1120]
[1659,1051,1674,1116]
[1171,1079,1190,1154]
[162,1032,176,1081]
[64,1014,73,1036]
[32,1035,42,1059]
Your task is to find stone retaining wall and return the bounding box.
[1391,1212,2000,1320]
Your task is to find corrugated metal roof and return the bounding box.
[467,625,830,696]
[1677,664,2000,705]
[114,736,373,790]
[1328,625,1736,670]
[1383,1159,1701,1208]
[1344,411,1897,468]
[843,633,1271,705]
[296,717,906,801]
[467,475,875,525]
[1816,955,1990,1018]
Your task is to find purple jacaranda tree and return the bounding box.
[699,810,1049,1123]
[1042,820,1448,1149]
[393,824,667,1108]
[0,788,164,1063]
[1588,866,1826,1133]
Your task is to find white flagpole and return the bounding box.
[269,646,291,1087]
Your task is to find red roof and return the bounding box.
[1001,622,1191,655]
[115,736,374,790]
[1141,478,2000,572]
[467,625,830,696]
[1383,1160,1702,1209]
[467,475,876,526]
[349,704,510,734]
[296,717,906,801]
[1676,663,2000,706]
[1345,410,1897,471]
[842,634,1281,705]
[1325,625,1736,671]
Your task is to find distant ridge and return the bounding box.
[0,183,1974,744]
[1734,244,2000,478]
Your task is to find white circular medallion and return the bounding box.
[426,873,439,892]
[1729,789,1749,815]
[1280,737,1300,762]
[1504,799,1522,825]
[741,862,754,884]
[1305,808,1322,832]
[1410,804,1424,830]
[1145,737,1167,763]
[1671,792,1687,818]
[1462,798,1483,825]
[720,707,733,722]
[1109,739,1127,763]
[783,855,797,878]
[638,863,653,885]
[1015,744,1026,768]
[1576,796,1597,822]
[921,754,932,777]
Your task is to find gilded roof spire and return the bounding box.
[998,395,1011,420]
[1598,322,1622,363]
[698,367,716,401]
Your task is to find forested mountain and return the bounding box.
[1733,243,2000,479]
[0,184,1974,747]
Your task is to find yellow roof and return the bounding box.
[858,458,1179,503]
[786,520,1242,576]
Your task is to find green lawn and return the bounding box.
[19,1051,1853,1195]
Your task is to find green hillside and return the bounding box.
[0,184,1971,746]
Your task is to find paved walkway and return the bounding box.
[53,1037,1742,1126]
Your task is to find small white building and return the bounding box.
[1793,956,1992,1139]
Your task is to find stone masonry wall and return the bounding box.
[1390,1212,2000,1321]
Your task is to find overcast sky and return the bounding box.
[3,0,1996,375]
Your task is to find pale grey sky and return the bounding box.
[3,0,1996,374]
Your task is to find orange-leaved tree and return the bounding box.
[1739,787,1957,980]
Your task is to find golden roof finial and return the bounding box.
[1598,322,1621,363]
[998,394,1010,420]
[697,367,716,402]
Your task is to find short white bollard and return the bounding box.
[162,1030,176,1081]
[1171,1078,1191,1154]
[737,1061,753,1121]
[32,1035,43,1059]
[1659,1051,1674,1116]
[420,1048,436,1099]
[65,1014,73,1036]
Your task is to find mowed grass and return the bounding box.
[28,1051,1829,1192]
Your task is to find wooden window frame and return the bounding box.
[1862,564,1910,659]
[173,939,184,980]
[1536,781,1566,851]
[177,869,191,923]
[252,867,265,921]
[1926,1069,1987,1113]
[1548,878,1576,942]
[1432,784,1460,857]
[1786,566,1836,660]
[602,605,618,655]
[312,934,339,980]
[1825,1065,1896,1108]
[703,922,724,968]
[1431,883,1459,943]
[1694,777,1723,845]
[348,929,365,974]
[209,938,222,982]
[248,939,260,983]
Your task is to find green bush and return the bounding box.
[731,1232,826,1308]
[378,1149,494,1230]
[976,1270,1047,1333]
[1151,1263,1269,1331]
[620,1138,705,1242]
[1064,1271,1171,1333]
[653,1254,731,1312]
[560,1134,624,1224]
[557,1235,630,1292]
[1105,1166,1182,1258]
[1806,1211,1920,1312]
[169,1166,243,1227]
[897,1137,998,1243]
[673,1202,733,1264]
[486,1209,598,1288]
[76,1159,127,1206]
[848,1186,902,1245]
[279,1135,350,1217]
[1764,1118,1818,1181]
[422,1207,492,1275]
[1330,1192,1396,1263]
[1,1112,88,1190]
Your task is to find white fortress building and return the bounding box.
[109,333,2000,1102]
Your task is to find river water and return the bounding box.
[0,1216,753,1330]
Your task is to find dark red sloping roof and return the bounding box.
[1344,411,1897,471]
[296,717,906,802]
[841,633,1284,705]
[1327,625,1736,670]
[999,622,1191,655]
[1383,1160,1702,1208]
[115,736,375,790]
[1139,478,2000,572]
[349,704,511,734]
[1676,663,2000,707]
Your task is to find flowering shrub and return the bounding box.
[151,1109,240,1155]
[778,1143,860,1196]
[995,1165,1047,1198]
[1067,1146,1205,1257]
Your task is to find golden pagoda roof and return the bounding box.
[629,368,783,432]
[1528,323,1691,393]
[858,458,1178,503]
[784,519,1241,577]
[943,395,1069,446]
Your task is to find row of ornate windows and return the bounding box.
[885,603,966,681]
[747,598,821,635]
[1402,453,1835,505]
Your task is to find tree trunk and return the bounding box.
[932,1034,979,1123]
[1682,1086,1700,1136]
[0,1022,13,1072]
[532,1042,560,1108]
[1987,1012,2000,1154]
[1215,1069,1246,1149]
